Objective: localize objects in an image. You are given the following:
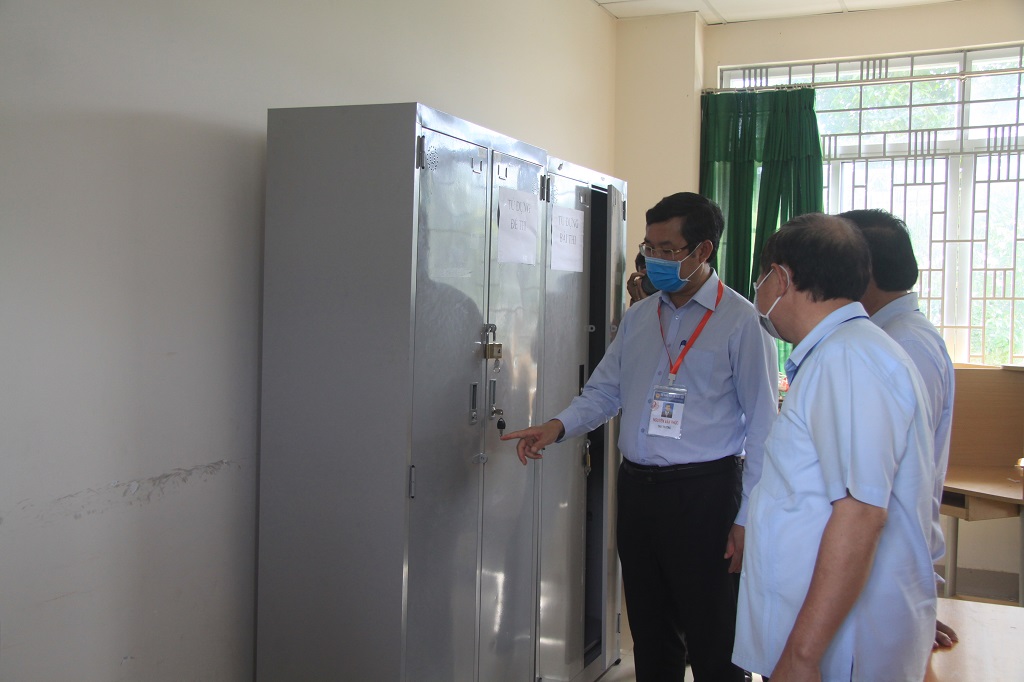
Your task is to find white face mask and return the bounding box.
[753,266,790,340]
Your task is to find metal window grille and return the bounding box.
[719,45,1024,365]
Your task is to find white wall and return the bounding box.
[0,1,617,679]
[615,12,704,252]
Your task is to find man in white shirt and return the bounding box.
[504,192,778,681]
[840,208,958,650]
[733,213,936,681]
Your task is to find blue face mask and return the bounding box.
[645,248,703,293]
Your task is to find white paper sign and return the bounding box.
[549,205,585,272]
[497,187,539,265]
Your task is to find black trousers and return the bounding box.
[617,458,745,682]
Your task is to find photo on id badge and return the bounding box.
[649,386,686,439]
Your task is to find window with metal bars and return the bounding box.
[720,45,1024,366]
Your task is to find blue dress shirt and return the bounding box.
[554,270,778,525]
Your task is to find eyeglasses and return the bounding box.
[639,241,691,261]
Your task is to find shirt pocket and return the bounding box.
[682,348,715,394]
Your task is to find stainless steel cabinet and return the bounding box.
[257,103,625,682]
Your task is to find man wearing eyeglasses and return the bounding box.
[503,192,778,682]
[733,213,936,682]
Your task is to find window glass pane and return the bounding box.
[967,46,1022,71]
[912,78,958,105]
[721,69,744,88]
[815,86,860,110]
[911,104,958,130]
[970,295,984,326]
[886,132,909,147]
[970,74,1022,101]
[913,53,961,76]
[864,83,910,108]
[1014,306,1024,363]
[968,100,1018,128]
[1016,251,1024,298]
[837,62,861,81]
[813,64,838,83]
[790,64,813,84]
[818,110,860,135]
[987,183,1019,268]
[887,57,913,79]
[863,107,908,132]
[984,300,1011,364]
[766,66,790,86]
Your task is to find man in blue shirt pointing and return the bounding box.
[503,192,778,682]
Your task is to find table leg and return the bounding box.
[944,515,959,598]
[1019,514,1023,606]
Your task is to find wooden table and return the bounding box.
[924,597,1024,680]
[940,464,1024,605]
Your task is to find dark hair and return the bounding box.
[839,209,919,292]
[645,192,725,261]
[758,213,871,302]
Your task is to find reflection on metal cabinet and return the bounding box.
[257,103,626,682]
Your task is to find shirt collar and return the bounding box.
[658,269,721,312]
[870,292,920,328]
[785,302,869,383]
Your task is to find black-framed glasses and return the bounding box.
[639,241,691,261]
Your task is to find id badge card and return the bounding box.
[648,385,686,439]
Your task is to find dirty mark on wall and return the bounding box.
[21,460,241,524]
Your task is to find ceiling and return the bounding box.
[592,0,962,24]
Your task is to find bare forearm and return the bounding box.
[776,495,887,672]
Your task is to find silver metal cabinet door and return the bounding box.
[536,173,591,681]
[477,152,545,682]
[406,127,489,682]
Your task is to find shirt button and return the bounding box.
[640,428,646,433]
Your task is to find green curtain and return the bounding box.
[699,91,767,296]
[749,89,823,294]
[700,87,823,373]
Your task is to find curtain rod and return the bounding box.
[703,66,1024,94]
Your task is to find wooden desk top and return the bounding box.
[943,464,1024,505]
[924,598,1024,681]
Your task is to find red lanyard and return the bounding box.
[657,280,724,384]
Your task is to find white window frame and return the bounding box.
[720,45,1024,366]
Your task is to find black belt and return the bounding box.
[620,455,740,482]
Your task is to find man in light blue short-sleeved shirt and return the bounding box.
[842,208,958,650]
[733,213,936,682]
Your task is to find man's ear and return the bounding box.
[697,239,714,263]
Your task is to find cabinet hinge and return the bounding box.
[415,135,426,170]
[408,465,416,498]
